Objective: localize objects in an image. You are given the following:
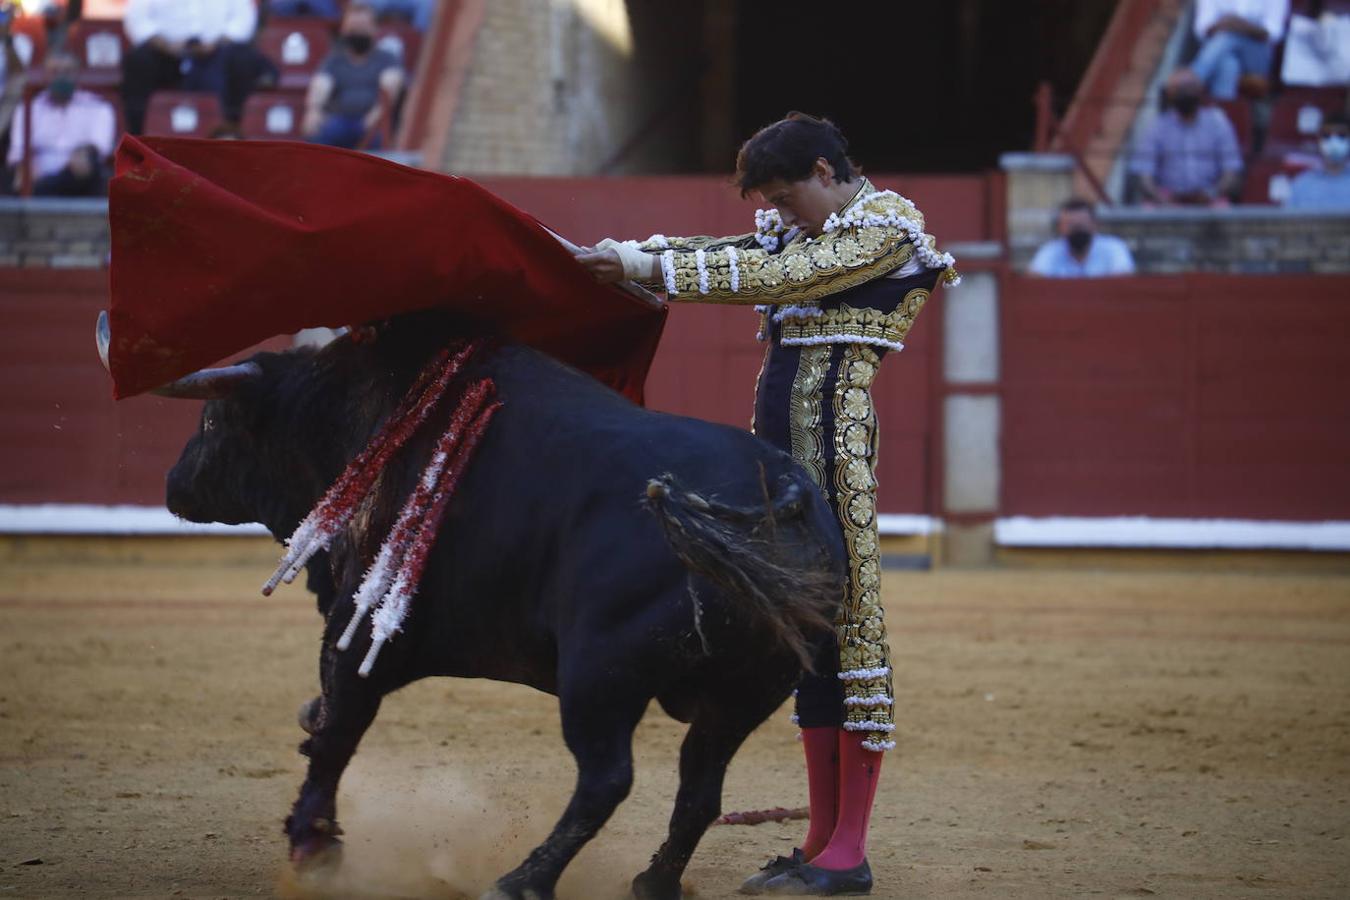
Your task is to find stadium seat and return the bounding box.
[1265,87,1349,155]
[1213,100,1254,156]
[374,21,422,72]
[256,19,335,90]
[67,19,130,88]
[143,91,224,138]
[9,14,47,71]
[240,90,308,140]
[1241,158,1285,204]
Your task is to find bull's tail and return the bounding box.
[643,471,843,671]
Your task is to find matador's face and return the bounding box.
[754,158,858,239]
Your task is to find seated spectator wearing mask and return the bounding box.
[121,0,276,135]
[1129,68,1244,206]
[1286,112,1350,210]
[1028,198,1136,278]
[303,3,404,149]
[1190,0,1290,99]
[6,50,115,196]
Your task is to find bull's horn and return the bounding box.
[152,361,263,399]
[95,310,111,373]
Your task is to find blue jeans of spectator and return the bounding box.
[267,0,341,16]
[34,165,107,197]
[368,0,434,29]
[1191,30,1273,99]
[313,114,382,150]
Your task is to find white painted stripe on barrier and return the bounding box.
[995,516,1350,551]
[6,507,1344,551]
[876,514,940,536]
[0,504,270,536]
[2,503,934,539]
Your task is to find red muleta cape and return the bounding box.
[106,136,666,403]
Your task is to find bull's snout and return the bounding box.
[165,464,202,522]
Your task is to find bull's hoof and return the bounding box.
[289,833,343,872]
[297,696,323,735]
[632,871,683,900]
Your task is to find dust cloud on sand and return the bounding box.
[277,765,649,900]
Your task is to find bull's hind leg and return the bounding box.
[631,705,764,900]
[486,681,649,900]
[285,641,382,866]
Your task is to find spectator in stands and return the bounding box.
[1190,0,1290,99]
[6,50,115,196]
[0,15,26,156]
[1028,198,1136,277]
[121,0,276,134]
[303,3,403,150]
[266,0,342,18]
[1286,112,1350,208]
[1129,68,1244,206]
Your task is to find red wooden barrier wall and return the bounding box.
[0,269,290,506]
[0,173,980,514]
[0,268,938,514]
[1002,274,1350,520]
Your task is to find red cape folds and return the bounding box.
[107,137,666,403]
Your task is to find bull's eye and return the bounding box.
[202,417,216,432]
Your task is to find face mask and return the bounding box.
[1172,93,1200,116]
[1066,228,1093,254]
[344,34,374,55]
[48,76,76,102]
[1321,134,1350,163]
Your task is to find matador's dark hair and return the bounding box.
[734,112,859,198]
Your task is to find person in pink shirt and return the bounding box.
[7,51,116,196]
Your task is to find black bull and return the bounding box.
[164,313,846,900]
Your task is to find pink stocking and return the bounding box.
[798,726,840,860]
[808,730,883,870]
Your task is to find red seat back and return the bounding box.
[240,90,308,140]
[143,92,224,138]
[374,22,421,72]
[256,19,335,89]
[9,15,48,71]
[1270,88,1350,146]
[67,19,131,87]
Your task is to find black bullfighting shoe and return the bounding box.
[760,858,873,896]
[739,848,806,895]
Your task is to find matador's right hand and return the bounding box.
[577,238,659,284]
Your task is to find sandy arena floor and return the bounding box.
[1,545,1348,899]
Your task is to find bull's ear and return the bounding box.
[152,362,264,400]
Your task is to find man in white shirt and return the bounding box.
[7,51,116,196]
[1190,0,1290,99]
[1028,198,1136,278]
[120,0,270,134]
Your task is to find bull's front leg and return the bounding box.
[285,635,382,867]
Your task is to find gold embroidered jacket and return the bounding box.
[634,180,956,302]
[628,179,957,352]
